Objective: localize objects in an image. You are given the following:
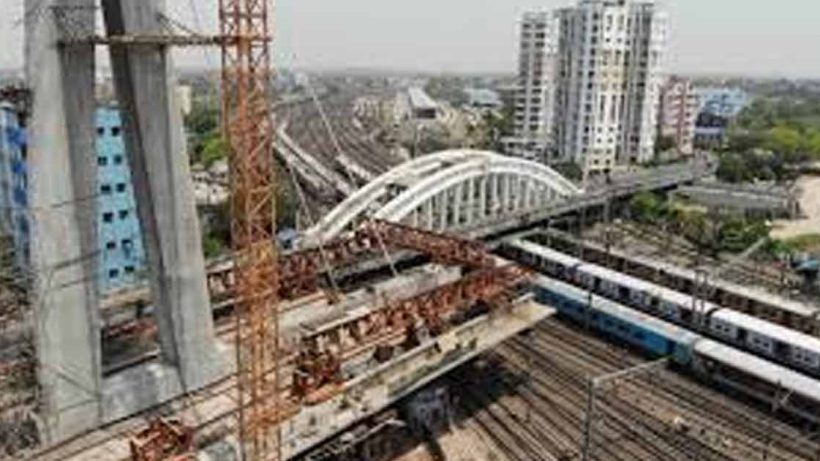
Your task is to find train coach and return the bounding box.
[500,238,820,379]
[528,229,820,334]
[531,275,820,426]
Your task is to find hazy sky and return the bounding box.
[3,0,820,77]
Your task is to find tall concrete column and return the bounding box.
[25,0,102,442]
[102,0,222,389]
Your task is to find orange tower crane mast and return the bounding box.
[219,0,282,460]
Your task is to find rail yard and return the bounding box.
[2,0,820,457]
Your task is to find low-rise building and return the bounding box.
[465,88,502,110]
[696,87,750,119]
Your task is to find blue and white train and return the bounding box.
[532,275,820,425]
[500,238,820,379]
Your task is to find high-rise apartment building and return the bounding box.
[658,76,699,156]
[505,12,560,162]
[507,0,667,172]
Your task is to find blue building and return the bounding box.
[0,104,145,292]
[0,102,29,268]
[696,87,750,119]
[95,108,146,291]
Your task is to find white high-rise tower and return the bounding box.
[507,0,667,172]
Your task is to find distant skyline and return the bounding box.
[4,0,820,78]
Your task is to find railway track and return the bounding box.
[448,318,820,461]
[603,222,791,291]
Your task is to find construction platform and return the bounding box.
[31,294,551,461]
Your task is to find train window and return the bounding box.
[634,331,646,340]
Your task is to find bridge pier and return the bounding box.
[101,0,224,410]
[26,0,103,442]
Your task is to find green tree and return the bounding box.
[765,125,803,156]
[201,135,230,169]
[629,192,665,223]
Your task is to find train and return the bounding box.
[499,238,820,379]
[527,229,820,334]
[531,274,820,425]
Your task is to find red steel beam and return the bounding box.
[291,264,531,400]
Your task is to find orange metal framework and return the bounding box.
[292,264,532,400]
[219,0,281,460]
[129,418,195,461]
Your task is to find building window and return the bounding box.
[109,269,120,279]
[124,266,135,274]
[119,209,130,220]
[106,241,116,250]
[111,127,121,137]
[101,184,112,195]
[97,156,108,166]
[103,212,114,223]
[116,183,126,193]
[97,127,105,137]
[114,155,124,165]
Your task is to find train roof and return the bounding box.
[508,238,583,268]
[535,275,701,345]
[514,239,716,313]
[608,246,820,318]
[695,339,820,401]
[710,309,820,354]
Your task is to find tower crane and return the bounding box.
[219,1,282,459]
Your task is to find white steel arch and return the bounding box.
[303,149,581,244]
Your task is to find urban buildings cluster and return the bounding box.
[505,0,749,171]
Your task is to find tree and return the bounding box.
[201,135,229,169]
[629,192,664,223]
[765,125,803,156]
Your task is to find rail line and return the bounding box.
[448,318,819,461]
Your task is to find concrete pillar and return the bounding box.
[525,181,535,210]
[437,192,447,231]
[478,176,487,222]
[453,184,462,227]
[502,175,511,215]
[424,199,434,231]
[510,177,520,213]
[102,0,222,390]
[466,177,475,225]
[25,0,102,441]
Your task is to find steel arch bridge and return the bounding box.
[303,149,582,244]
